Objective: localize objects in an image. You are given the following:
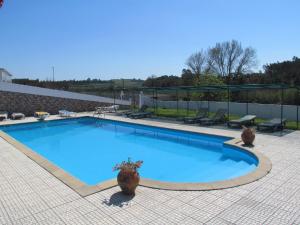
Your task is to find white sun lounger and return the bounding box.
[34,112,50,121]
[0,111,8,121]
[11,113,25,120]
[104,105,119,113]
[94,105,119,115]
[59,110,75,117]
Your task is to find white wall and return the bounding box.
[141,95,299,121]
[0,82,131,105]
[0,70,12,83]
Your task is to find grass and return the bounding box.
[147,107,300,130]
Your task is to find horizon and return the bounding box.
[0,0,299,80]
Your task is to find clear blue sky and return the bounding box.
[0,0,299,80]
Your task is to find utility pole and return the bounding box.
[52,66,55,82]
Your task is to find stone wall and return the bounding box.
[0,82,130,105]
[0,91,107,116]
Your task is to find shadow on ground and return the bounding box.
[102,191,134,208]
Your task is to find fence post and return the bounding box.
[176,88,179,117]
[113,88,116,105]
[297,104,299,130]
[207,90,210,114]
[155,88,158,114]
[133,90,136,109]
[138,90,143,109]
[152,89,155,113]
[186,89,189,116]
[246,90,249,114]
[297,88,299,130]
[281,86,284,126]
[227,86,230,121]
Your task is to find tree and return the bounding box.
[189,74,227,101]
[181,69,197,86]
[207,40,257,77]
[143,75,181,87]
[186,50,207,75]
[263,56,300,85]
[143,75,157,87]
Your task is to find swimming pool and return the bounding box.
[0,117,260,188]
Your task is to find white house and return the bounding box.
[0,68,13,82]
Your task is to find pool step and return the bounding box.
[200,159,256,182]
[222,160,256,180]
[228,163,256,179]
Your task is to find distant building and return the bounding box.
[0,68,13,82]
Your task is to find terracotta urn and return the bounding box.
[117,169,140,195]
[241,126,255,146]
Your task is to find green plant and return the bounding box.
[113,158,143,172]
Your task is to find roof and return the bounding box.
[0,68,13,77]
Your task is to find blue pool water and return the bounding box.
[1,117,258,185]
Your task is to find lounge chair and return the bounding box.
[227,115,256,128]
[59,110,75,117]
[105,105,119,113]
[128,105,153,119]
[11,113,25,120]
[94,105,119,116]
[94,106,105,116]
[198,109,227,126]
[183,108,208,124]
[125,105,148,117]
[0,111,8,121]
[257,118,287,132]
[129,111,153,119]
[34,111,50,121]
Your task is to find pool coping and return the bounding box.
[0,116,272,197]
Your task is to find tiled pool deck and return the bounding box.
[0,114,300,224]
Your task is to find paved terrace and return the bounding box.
[0,114,300,224]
